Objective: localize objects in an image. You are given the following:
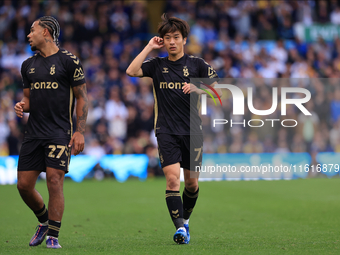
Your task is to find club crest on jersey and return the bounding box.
[50,65,55,75]
[29,68,35,74]
[162,67,168,73]
[183,66,189,77]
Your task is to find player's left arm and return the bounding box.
[69,83,88,156]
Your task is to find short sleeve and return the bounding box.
[197,58,219,80]
[67,57,86,87]
[141,57,157,78]
[21,61,30,89]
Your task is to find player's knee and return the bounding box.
[185,181,198,193]
[17,181,31,193]
[166,175,180,190]
[47,175,63,189]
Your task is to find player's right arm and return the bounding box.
[126,36,164,77]
[14,88,30,118]
[15,60,31,118]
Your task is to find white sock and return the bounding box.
[40,220,48,226]
[184,219,189,225]
[47,236,58,240]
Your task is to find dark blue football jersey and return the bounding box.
[21,49,86,139]
[141,53,218,135]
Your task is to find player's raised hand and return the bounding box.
[148,36,164,50]
[182,82,198,94]
[68,131,84,156]
[14,102,25,118]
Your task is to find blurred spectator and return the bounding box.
[329,119,340,152]
[243,132,264,153]
[105,86,128,140]
[84,139,106,160]
[298,100,319,147]
[278,15,294,40]
[331,89,340,123]
[6,120,21,155]
[316,0,329,23]
[297,0,314,26]
[0,110,10,145]
[330,5,340,25]
[257,11,277,40]
[271,39,288,63]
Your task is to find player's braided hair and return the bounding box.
[38,16,60,46]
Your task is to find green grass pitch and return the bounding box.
[0,178,339,254]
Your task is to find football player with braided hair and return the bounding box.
[14,16,88,249]
[36,16,61,46]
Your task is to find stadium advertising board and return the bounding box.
[0,155,148,185]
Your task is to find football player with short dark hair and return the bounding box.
[127,13,221,244]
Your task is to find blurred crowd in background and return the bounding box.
[0,0,340,175]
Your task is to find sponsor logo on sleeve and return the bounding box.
[73,68,85,81]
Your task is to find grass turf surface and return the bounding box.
[0,178,339,254]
